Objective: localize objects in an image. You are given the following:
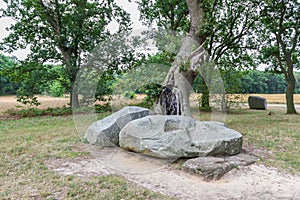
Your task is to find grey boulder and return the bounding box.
[85,106,152,147]
[248,96,267,110]
[119,115,242,158]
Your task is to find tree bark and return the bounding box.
[154,0,205,117]
[200,79,210,109]
[286,79,297,114]
[71,89,80,108]
[285,57,297,114]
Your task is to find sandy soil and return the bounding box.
[46,146,300,200]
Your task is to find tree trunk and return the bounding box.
[200,78,210,109]
[285,54,297,114]
[154,36,204,117]
[69,77,80,108]
[154,0,205,117]
[71,90,80,108]
[286,75,297,114]
[60,49,81,108]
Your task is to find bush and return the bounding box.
[49,81,66,97]
[123,91,136,99]
[5,106,72,118]
[16,95,41,107]
[95,103,111,113]
[4,103,112,118]
[138,83,162,107]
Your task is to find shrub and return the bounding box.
[123,91,136,99]
[49,81,66,97]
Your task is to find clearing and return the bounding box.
[0,95,299,199]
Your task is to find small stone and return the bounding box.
[182,152,257,181]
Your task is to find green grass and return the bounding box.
[216,109,299,173]
[190,107,298,174]
[0,107,299,199]
[0,115,172,199]
[192,107,299,173]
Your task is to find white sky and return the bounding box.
[0,0,146,60]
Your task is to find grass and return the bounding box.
[0,95,299,198]
[232,109,299,173]
[0,95,69,113]
[0,115,172,199]
[193,108,299,174]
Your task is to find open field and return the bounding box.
[0,95,69,113]
[1,94,300,114]
[0,107,299,199]
[231,94,300,104]
[0,93,299,199]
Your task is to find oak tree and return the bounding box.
[259,0,299,114]
[0,0,131,107]
[137,0,259,114]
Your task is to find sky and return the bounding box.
[0,0,146,60]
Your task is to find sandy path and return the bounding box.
[47,147,300,200]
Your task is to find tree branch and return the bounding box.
[290,27,299,53]
[38,0,59,35]
[172,10,189,31]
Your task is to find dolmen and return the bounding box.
[84,106,256,180]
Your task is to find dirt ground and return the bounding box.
[46,145,300,200]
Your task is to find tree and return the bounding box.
[0,0,131,107]
[137,0,190,33]
[152,0,211,116]
[137,0,259,114]
[259,0,300,114]
[1,60,65,106]
[239,70,287,94]
[0,54,19,95]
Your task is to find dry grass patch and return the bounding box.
[0,95,69,113]
[233,94,300,104]
[1,93,299,115]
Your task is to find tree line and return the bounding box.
[194,70,300,95]
[1,52,299,97]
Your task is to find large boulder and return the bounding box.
[248,96,267,110]
[119,115,242,158]
[85,106,152,147]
